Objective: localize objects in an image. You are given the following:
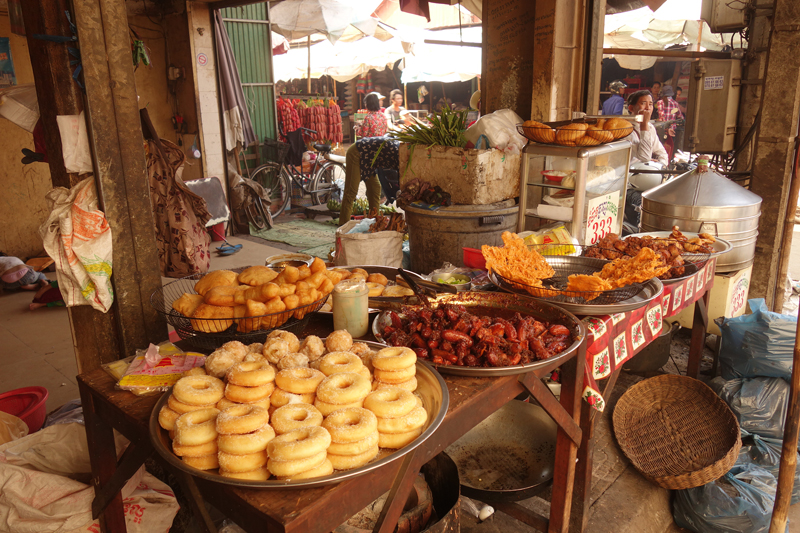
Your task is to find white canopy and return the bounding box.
[270,0,385,44]
[400,27,481,83]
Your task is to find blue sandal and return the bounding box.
[216,242,242,256]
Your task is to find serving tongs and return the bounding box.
[398,268,457,307]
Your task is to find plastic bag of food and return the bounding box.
[711,376,789,440]
[464,109,526,152]
[116,343,205,394]
[739,430,800,505]
[718,298,797,380]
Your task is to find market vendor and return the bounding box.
[385,89,411,130]
[354,92,388,139]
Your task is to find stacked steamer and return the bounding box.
[365,348,427,448]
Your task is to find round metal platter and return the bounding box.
[149,341,449,489]
[488,271,664,315]
[371,292,586,377]
[625,231,733,258]
[319,266,407,315]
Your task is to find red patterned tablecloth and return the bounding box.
[578,257,717,412]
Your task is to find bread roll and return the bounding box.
[555,123,588,145]
[586,126,614,143]
[523,120,556,144]
[603,118,633,139]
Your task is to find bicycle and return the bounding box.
[249,127,345,218]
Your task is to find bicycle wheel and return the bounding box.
[250,162,291,217]
[310,161,345,205]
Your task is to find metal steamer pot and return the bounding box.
[640,166,762,273]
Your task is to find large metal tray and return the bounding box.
[371,292,586,377]
[489,271,664,315]
[149,341,448,489]
[625,231,733,258]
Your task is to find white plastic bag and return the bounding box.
[335,220,403,267]
[0,412,28,446]
[0,85,39,132]
[39,176,114,312]
[464,109,526,152]
[56,111,93,174]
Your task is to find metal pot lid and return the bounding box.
[642,167,762,209]
[403,198,518,217]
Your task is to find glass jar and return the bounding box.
[332,278,369,337]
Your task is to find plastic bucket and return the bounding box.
[0,386,49,432]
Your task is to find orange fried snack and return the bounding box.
[597,247,671,287]
[482,232,555,295]
[565,275,613,300]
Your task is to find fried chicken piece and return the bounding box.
[596,248,671,288]
[565,275,613,300]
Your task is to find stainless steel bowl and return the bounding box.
[265,253,314,268]
[430,273,471,292]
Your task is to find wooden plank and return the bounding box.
[494,502,550,532]
[91,441,153,518]
[602,48,733,60]
[583,0,607,114]
[519,373,582,445]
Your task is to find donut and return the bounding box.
[220,467,270,481]
[376,406,427,434]
[268,451,327,478]
[277,352,310,370]
[314,398,365,416]
[316,373,371,405]
[271,388,316,408]
[267,330,300,353]
[248,342,264,354]
[322,408,378,443]
[169,429,176,441]
[319,352,364,376]
[158,406,180,431]
[216,404,269,435]
[173,375,225,406]
[216,397,271,411]
[225,382,275,403]
[363,388,417,419]
[183,454,219,470]
[299,335,326,361]
[275,367,325,394]
[263,338,291,365]
[379,427,423,449]
[205,341,248,378]
[168,394,216,415]
[376,376,417,392]
[271,404,323,435]
[243,351,264,363]
[357,366,372,382]
[328,445,379,470]
[173,439,218,457]
[218,450,268,473]
[183,367,207,377]
[325,330,353,353]
[174,408,220,446]
[217,425,276,454]
[227,361,276,387]
[350,342,370,356]
[373,366,415,384]
[267,426,331,461]
[276,458,333,480]
[372,347,416,371]
[327,431,379,456]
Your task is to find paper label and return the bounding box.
[585,191,620,245]
[704,76,724,90]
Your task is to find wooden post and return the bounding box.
[769,311,800,531]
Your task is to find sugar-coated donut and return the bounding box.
[158,406,180,431]
[218,450,268,473]
[183,453,219,470]
[378,427,423,449]
[216,397,271,411]
[267,426,331,461]
[183,367,207,377]
[271,404,323,434]
[271,388,316,408]
[319,352,364,376]
[364,388,417,419]
[168,394,216,415]
[169,429,176,440]
[372,347,416,371]
[373,365,415,383]
[205,341,249,378]
[375,376,417,392]
[357,366,372,382]
[275,367,325,394]
[216,404,269,435]
[328,445,379,470]
[263,338,291,364]
[268,451,328,478]
[248,342,264,353]
[316,373,371,405]
[243,351,264,363]
[322,408,378,443]
[327,431,379,456]
[299,335,326,361]
[376,406,427,434]
[350,342,370,356]
[225,381,275,403]
[174,408,220,446]
[217,425,276,454]
[314,398,364,416]
[325,330,353,353]
[276,458,333,480]
[267,330,300,353]
[172,438,218,457]
[173,375,225,406]
[227,360,276,387]
[277,352,310,370]
[220,466,270,481]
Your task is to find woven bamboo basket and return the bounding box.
[612,374,741,490]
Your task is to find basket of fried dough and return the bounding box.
[518,118,633,147]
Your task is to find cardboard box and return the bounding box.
[398,145,520,205]
[673,265,752,335]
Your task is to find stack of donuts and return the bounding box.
[157,329,429,481]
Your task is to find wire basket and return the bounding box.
[490,251,644,305]
[150,271,326,351]
[517,122,632,147]
[583,239,710,283]
[261,139,290,166]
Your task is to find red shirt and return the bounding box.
[355,111,388,138]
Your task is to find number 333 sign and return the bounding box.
[585,191,620,245]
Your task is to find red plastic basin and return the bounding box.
[0,386,49,432]
[462,247,486,270]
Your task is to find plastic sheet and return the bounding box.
[738,430,800,505]
[718,298,797,380]
[711,377,789,440]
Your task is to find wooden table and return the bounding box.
[78,317,588,533]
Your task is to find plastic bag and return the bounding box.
[0,411,28,445]
[718,298,797,380]
[464,109,526,152]
[712,377,789,440]
[117,343,206,393]
[739,430,800,505]
[43,399,83,428]
[673,463,788,533]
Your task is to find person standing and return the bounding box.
[650,81,662,119]
[384,89,410,130]
[354,92,388,139]
[602,80,627,115]
[656,85,683,162]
